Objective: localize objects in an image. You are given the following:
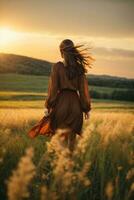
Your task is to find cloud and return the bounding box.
[91,47,134,78]
[1,0,134,38]
[91,58,134,78]
[93,47,134,59]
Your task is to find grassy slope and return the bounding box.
[0,53,52,75]
[0,73,49,92]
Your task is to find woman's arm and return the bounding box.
[45,63,59,111]
[78,73,91,113]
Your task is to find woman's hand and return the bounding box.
[48,107,53,114]
[84,111,90,120]
[44,107,52,116]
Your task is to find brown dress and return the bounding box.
[44,61,91,136]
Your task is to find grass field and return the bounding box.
[0,108,134,200]
[0,73,134,200]
[0,73,132,94]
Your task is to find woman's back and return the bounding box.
[48,61,91,113]
[57,61,79,91]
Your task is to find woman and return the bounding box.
[44,39,93,151]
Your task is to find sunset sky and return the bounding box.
[0,0,134,78]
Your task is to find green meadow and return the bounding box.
[0,73,134,111]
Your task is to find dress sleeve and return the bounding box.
[45,63,60,110]
[78,73,91,113]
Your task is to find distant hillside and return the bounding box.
[0,53,134,89]
[0,53,53,75]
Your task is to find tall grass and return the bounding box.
[0,108,134,200]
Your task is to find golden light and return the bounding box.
[0,27,19,46]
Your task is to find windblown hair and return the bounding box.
[59,39,94,79]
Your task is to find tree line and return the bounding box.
[90,89,134,101]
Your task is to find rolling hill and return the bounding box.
[0,52,134,90]
[0,53,134,101]
[0,53,53,75]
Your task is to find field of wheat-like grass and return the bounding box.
[0,108,134,200]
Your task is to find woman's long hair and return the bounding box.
[59,39,94,79]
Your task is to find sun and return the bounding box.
[0,27,18,45]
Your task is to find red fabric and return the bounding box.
[28,115,54,138]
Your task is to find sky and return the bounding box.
[0,0,134,78]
